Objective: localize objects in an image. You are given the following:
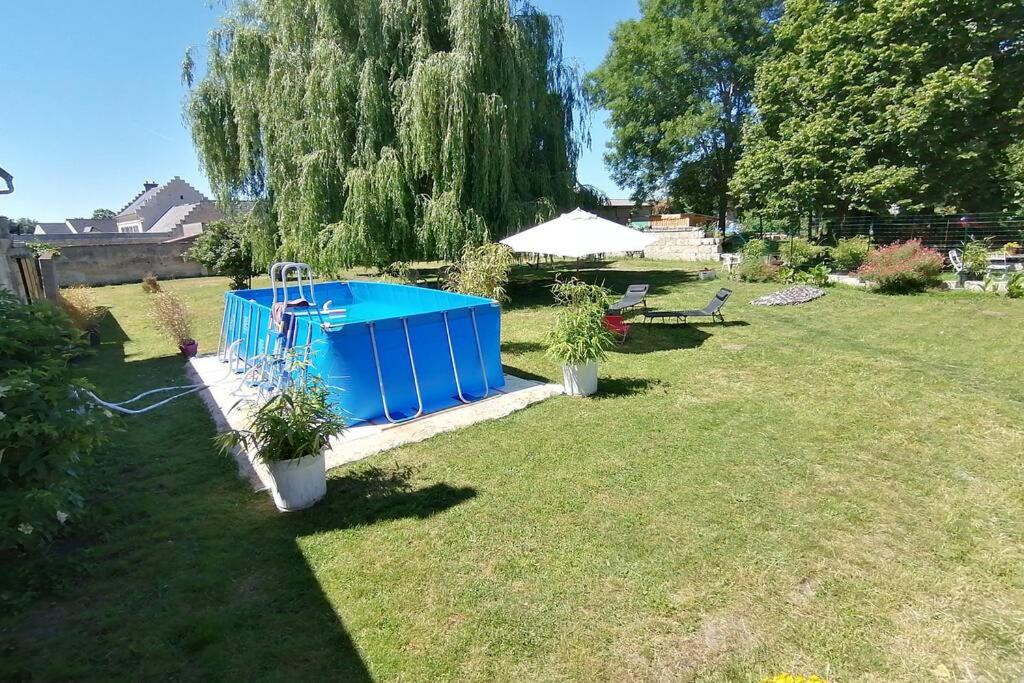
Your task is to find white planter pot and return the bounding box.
[698,269,717,280]
[266,451,327,512]
[562,361,598,397]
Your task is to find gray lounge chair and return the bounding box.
[643,288,732,325]
[608,284,649,313]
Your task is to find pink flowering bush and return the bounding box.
[855,239,944,294]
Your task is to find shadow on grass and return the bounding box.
[615,324,713,354]
[502,364,553,384]
[504,265,698,311]
[594,377,662,398]
[502,340,546,355]
[289,466,477,536]
[1,316,475,681]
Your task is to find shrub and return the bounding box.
[0,291,111,551]
[962,239,991,276]
[855,239,944,294]
[59,286,106,331]
[738,260,780,282]
[186,220,256,290]
[1007,272,1024,299]
[831,236,871,271]
[150,291,195,347]
[545,277,613,366]
[805,264,832,287]
[779,237,820,269]
[741,238,770,262]
[141,272,162,294]
[445,242,514,302]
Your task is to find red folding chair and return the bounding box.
[602,314,631,343]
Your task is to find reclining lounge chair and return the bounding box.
[608,284,649,314]
[643,288,732,325]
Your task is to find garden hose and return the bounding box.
[84,341,242,415]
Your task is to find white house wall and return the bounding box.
[137,178,207,231]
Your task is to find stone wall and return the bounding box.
[644,228,722,262]
[42,239,206,286]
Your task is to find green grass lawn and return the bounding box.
[3,260,1024,681]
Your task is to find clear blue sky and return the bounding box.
[1,1,638,222]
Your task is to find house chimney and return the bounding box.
[143,181,159,191]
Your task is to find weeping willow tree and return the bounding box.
[184,0,588,270]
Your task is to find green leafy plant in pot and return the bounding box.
[545,277,614,397]
[216,381,344,512]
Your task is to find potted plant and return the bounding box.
[545,278,614,397]
[216,382,344,512]
[1005,242,1021,256]
[698,267,717,281]
[150,291,198,357]
[59,285,106,346]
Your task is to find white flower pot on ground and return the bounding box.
[267,451,327,512]
[562,361,598,397]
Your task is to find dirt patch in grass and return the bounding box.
[614,610,760,681]
[786,577,820,607]
[884,584,1024,681]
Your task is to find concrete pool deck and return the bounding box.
[187,355,563,492]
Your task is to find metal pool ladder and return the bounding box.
[217,262,328,396]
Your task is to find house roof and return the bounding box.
[605,199,654,208]
[66,217,118,233]
[116,185,162,218]
[35,222,73,235]
[148,203,200,233]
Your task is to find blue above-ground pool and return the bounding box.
[219,280,505,425]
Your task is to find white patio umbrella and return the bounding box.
[500,208,657,258]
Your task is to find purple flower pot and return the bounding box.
[180,340,199,358]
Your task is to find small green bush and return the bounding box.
[741,238,770,262]
[0,291,112,551]
[831,236,871,271]
[779,238,820,269]
[856,239,944,294]
[545,278,613,366]
[962,240,991,276]
[1007,272,1024,299]
[445,243,515,302]
[187,220,257,290]
[216,380,344,465]
[738,260,780,282]
[799,264,833,287]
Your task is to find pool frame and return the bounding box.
[218,279,506,426]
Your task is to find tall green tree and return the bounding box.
[588,0,777,231]
[732,0,1024,217]
[4,217,38,235]
[186,219,257,290]
[91,208,115,220]
[184,0,587,270]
